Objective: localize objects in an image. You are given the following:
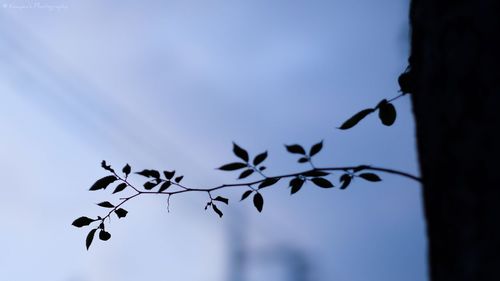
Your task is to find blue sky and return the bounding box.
[0,1,425,280]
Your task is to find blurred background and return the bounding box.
[0,0,425,280]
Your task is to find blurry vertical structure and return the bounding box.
[226,210,311,281]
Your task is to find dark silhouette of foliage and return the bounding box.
[73,92,420,249]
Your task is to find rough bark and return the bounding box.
[409,0,500,280]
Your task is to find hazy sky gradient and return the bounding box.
[0,1,425,280]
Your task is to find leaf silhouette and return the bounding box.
[233,142,249,162]
[378,101,397,126]
[302,171,330,177]
[259,177,280,189]
[212,204,223,218]
[175,176,184,183]
[218,162,247,171]
[289,178,305,194]
[86,229,97,250]
[101,160,114,173]
[158,181,172,192]
[97,201,114,208]
[136,169,160,179]
[298,157,309,163]
[143,181,159,190]
[163,170,175,180]
[309,140,323,157]
[338,108,375,130]
[89,175,117,191]
[72,217,95,228]
[285,144,306,155]
[359,173,382,182]
[253,151,268,166]
[238,169,254,179]
[115,208,128,218]
[253,193,264,212]
[311,177,334,188]
[99,230,111,241]
[113,183,127,194]
[240,190,253,201]
[339,174,352,189]
[214,196,229,205]
[122,164,131,177]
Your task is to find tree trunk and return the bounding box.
[409,0,500,280]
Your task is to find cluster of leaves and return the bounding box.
[73,69,416,250]
[338,68,413,130]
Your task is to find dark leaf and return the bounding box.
[311,177,334,188]
[204,201,211,210]
[99,230,111,241]
[97,201,114,208]
[339,174,352,189]
[253,151,268,166]
[359,173,382,182]
[353,165,371,172]
[302,171,330,177]
[290,178,305,195]
[285,144,306,155]
[143,181,159,190]
[72,216,95,228]
[309,140,323,157]
[115,208,128,218]
[174,175,184,183]
[398,71,413,94]
[89,175,117,191]
[238,169,254,179]
[240,190,253,201]
[233,142,249,162]
[378,101,397,126]
[253,193,264,212]
[212,204,223,218]
[298,157,309,163]
[258,177,280,189]
[122,164,131,177]
[218,162,247,171]
[214,196,229,205]
[113,183,127,194]
[163,170,175,180]
[86,229,97,250]
[338,108,375,130]
[259,166,266,171]
[158,181,172,192]
[101,160,115,173]
[136,169,160,179]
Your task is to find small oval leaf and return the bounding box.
[253,193,264,212]
[72,217,95,228]
[358,173,382,182]
[285,144,306,155]
[113,183,127,194]
[378,102,397,126]
[99,230,111,241]
[339,174,352,190]
[290,178,305,194]
[311,177,334,188]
